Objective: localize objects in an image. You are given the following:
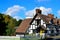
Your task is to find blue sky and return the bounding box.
[0,0,60,20]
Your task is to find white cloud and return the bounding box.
[57,10,60,16]
[13,16,23,21]
[40,7,52,15]
[4,5,26,20]
[25,6,52,18]
[58,10,60,15]
[26,9,36,18]
[5,5,26,16]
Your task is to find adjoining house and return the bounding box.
[16,9,60,38]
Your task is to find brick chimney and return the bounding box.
[36,9,41,14]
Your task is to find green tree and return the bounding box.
[0,13,7,35]
[0,13,22,36]
[6,19,15,36]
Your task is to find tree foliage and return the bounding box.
[0,14,7,35]
[0,13,22,36]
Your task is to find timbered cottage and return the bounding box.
[16,9,60,38]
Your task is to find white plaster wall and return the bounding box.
[33,25,36,29]
[35,26,38,28]
[43,24,46,28]
[28,20,37,34]
[29,30,33,34]
[41,20,44,25]
[28,25,33,34]
[28,18,47,34]
[29,25,32,29]
[41,19,46,28]
[28,25,36,34]
[32,20,35,24]
[36,16,41,19]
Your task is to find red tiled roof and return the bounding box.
[37,14,50,24]
[16,18,32,34]
[40,15,50,24]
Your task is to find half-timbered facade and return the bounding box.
[16,9,60,38]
